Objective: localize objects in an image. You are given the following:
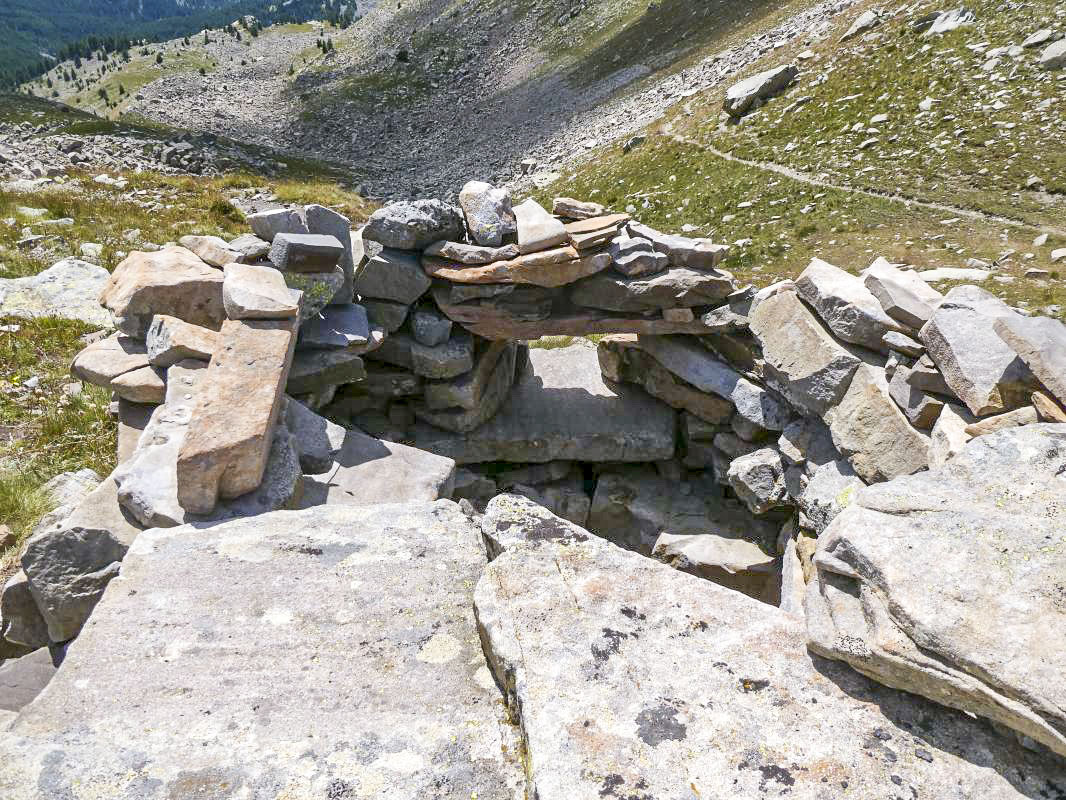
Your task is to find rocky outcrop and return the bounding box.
[808,424,1066,759]
[0,258,113,328]
[0,503,523,798]
[474,497,1062,798]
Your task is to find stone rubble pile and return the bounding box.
[0,117,267,183]
[1,180,1064,783]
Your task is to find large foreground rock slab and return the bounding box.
[474,499,1061,799]
[413,343,676,464]
[0,503,523,798]
[807,424,1066,759]
[0,259,113,328]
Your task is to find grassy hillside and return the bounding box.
[0,94,372,573]
[534,0,1065,318]
[2,0,336,88]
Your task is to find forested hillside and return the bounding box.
[1,0,345,87]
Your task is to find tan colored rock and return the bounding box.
[117,400,154,465]
[513,198,568,254]
[964,405,1039,437]
[222,262,300,319]
[70,333,148,388]
[562,213,629,235]
[110,365,165,404]
[1033,390,1066,422]
[552,197,605,219]
[177,235,241,267]
[423,248,610,288]
[826,365,930,482]
[176,319,297,514]
[99,247,225,337]
[145,315,220,367]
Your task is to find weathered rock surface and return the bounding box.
[355,247,432,304]
[652,531,780,605]
[993,313,1066,407]
[178,234,242,267]
[826,365,930,482]
[363,199,464,250]
[424,239,520,265]
[807,424,1066,760]
[247,207,308,241]
[176,318,296,514]
[862,260,943,330]
[305,204,355,304]
[570,267,733,312]
[300,429,456,507]
[300,304,371,350]
[267,232,344,273]
[750,288,861,415]
[637,335,787,431]
[726,447,788,514]
[145,314,220,366]
[21,475,142,643]
[0,258,113,328]
[795,258,905,351]
[588,465,778,556]
[796,458,863,534]
[100,246,225,337]
[70,333,149,388]
[222,262,300,319]
[626,222,729,270]
[0,503,522,798]
[413,344,675,463]
[475,499,1062,799]
[723,63,798,117]
[424,248,611,289]
[1,572,49,649]
[414,343,520,433]
[513,198,568,254]
[288,348,366,394]
[0,648,57,713]
[459,181,516,247]
[919,285,1039,416]
[598,335,734,424]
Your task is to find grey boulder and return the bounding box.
[920,286,1040,416]
[795,258,905,351]
[807,423,1066,759]
[723,63,798,117]
[363,199,464,250]
[458,181,516,247]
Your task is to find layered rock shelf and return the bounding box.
[2,179,1065,791]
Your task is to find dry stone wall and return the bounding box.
[2,177,1065,774]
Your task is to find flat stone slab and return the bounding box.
[413,343,676,463]
[0,503,523,798]
[474,497,1065,799]
[808,423,1066,760]
[299,428,456,507]
[0,259,113,328]
[0,648,56,713]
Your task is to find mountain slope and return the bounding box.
[2,0,330,87]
